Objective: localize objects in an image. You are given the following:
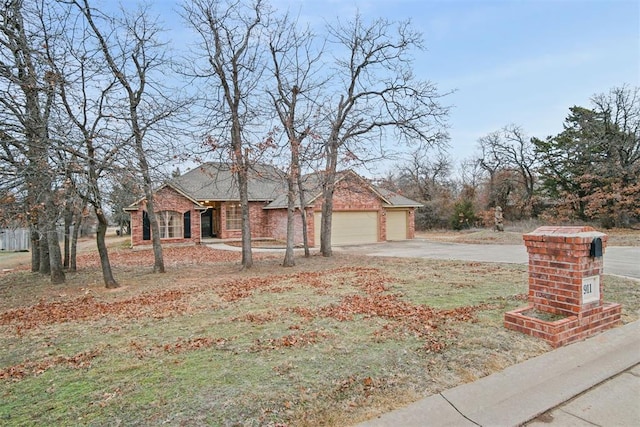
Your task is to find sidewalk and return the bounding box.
[358,320,640,427]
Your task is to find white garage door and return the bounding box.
[314,211,378,246]
[386,210,408,240]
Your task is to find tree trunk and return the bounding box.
[95,208,119,288]
[39,226,50,275]
[135,136,164,272]
[70,211,82,271]
[283,175,296,267]
[63,207,73,269]
[145,198,165,273]
[47,223,65,284]
[238,166,253,269]
[30,225,40,272]
[320,189,334,257]
[320,144,338,257]
[136,136,164,273]
[298,207,310,258]
[294,145,310,257]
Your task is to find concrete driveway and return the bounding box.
[339,239,640,280]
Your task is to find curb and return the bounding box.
[358,320,640,427]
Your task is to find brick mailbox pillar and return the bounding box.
[504,226,621,347]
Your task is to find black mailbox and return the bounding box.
[590,237,603,258]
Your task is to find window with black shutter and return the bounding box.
[142,211,150,240]
[184,211,191,238]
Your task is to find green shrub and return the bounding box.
[450,200,476,230]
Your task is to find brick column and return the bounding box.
[504,226,621,347]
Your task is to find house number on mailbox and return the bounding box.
[582,276,600,304]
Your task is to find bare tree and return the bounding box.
[400,146,452,201]
[267,13,325,265]
[318,14,450,256]
[476,131,504,208]
[458,157,484,198]
[183,0,270,269]
[45,3,126,287]
[0,0,65,283]
[590,85,640,187]
[477,125,537,216]
[73,0,184,273]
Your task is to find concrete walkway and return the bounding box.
[358,320,640,427]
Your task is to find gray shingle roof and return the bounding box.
[373,186,423,207]
[169,162,286,201]
[264,170,422,209]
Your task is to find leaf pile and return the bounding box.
[0,349,101,381]
[162,336,230,354]
[253,330,333,350]
[76,246,247,268]
[217,277,289,302]
[1,290,189,332]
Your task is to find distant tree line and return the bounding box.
[378,85,639,231]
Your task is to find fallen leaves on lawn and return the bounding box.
[217,277,284,302]
[1,263,493,375]
[232,311,281,324]
[129,336,232,359]
[0,348,102,381]
[162,336,229,354]
[315,294,489,351]
[0,289,189,332]
[75,246,252,268]
[253,330,333,351]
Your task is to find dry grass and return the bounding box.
[417,227,640,246]
[1,241,638,426]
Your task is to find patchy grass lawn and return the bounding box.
[1,245,638,426]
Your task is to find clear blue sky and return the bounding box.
[276,0,639,164]
[148,0,639,170]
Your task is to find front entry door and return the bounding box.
[201,206,220,238]
[201,210,212,238]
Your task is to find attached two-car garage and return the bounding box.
[314,209,409,246]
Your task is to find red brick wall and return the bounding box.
[407,209,415,239]
[312,177,416,242]
[267,207,314,245]
[129,186,202,247]
[523,226,607,316]
[504,225,621,347]
[219,202,271,239]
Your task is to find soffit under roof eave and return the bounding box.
[382,204,423,208]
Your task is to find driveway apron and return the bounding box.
[341,239,640,279]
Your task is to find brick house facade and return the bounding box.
[126,185,206,247]
[126,164,420,247]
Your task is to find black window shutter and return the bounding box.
[184,211,191,238]
[142,211,150,240]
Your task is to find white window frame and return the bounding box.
[158,210,183,239]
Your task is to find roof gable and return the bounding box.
[264,169,422,209]
[124,183,207,211]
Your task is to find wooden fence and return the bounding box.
[0,228,31,251]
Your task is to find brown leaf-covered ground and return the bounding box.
[1,239,638,426]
